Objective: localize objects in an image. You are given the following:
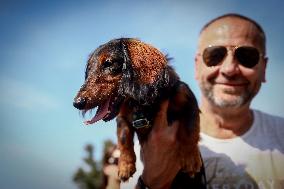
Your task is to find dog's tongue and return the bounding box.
[84,99,110,125]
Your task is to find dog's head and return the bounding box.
[73,38,171,124]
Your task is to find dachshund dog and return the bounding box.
[73,38,202,183]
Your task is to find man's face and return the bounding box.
[195,17,267,108]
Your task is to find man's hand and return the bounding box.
[140,100,181,189]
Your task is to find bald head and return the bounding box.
[195,14,268,110]
[198,14,266,54]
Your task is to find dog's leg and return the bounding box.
[169,82,202,177]
[116,114,136,181]
[178,121,202,177]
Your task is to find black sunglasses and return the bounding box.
[202,45,263,68]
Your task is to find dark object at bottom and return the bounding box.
[137,159,207,189]
[170,159,207,189]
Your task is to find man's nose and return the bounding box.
[219,53,240,76]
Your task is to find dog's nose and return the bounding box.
[73,97,86,109]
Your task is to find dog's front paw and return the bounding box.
[118,160,136,181]
[181,148,202,177]
[187,155,202,177]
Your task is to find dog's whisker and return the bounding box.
[81,110,87,118]
[78,111,83,117]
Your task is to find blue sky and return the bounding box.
[1,0,284,188]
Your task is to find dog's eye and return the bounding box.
[102,60,113,69]
[102,59,123,75]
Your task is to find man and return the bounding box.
[195,13,284,189]
[123,13,284,189]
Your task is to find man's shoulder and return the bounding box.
[253,109,284,126]
[253,109,284,141]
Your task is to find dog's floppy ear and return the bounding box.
[118,39,170,104]
[125,39,167,84]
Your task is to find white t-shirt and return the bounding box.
[199,110,284,189]
[121,110,284,189]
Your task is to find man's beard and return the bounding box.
[201,81,256,108]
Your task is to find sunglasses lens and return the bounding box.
[235,46,260,68]
[203,46,227,67]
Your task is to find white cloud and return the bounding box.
[0,77,59,110]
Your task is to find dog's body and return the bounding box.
[73,38,202,182]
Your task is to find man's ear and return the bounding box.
[262,57,268,83]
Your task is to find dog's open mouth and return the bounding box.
[84,98,111,125]
[83,96,123,125]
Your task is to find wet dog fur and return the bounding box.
[73,38,202,182]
